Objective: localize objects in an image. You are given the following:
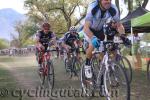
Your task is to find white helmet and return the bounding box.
[69,26,77,32]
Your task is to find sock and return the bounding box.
[85,58,91,66]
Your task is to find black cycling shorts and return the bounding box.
[90,28,114,41]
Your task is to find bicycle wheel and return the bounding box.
[72,57,81,77]
[39,62,46,86]
[80,61,96,96]
[47,60,55,89]
[147,60,150,81]
[118,56,132,84]
[64,58,71,72]
[104,62,130,100]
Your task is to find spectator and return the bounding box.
[132,32,142,70]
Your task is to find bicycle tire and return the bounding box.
[119,56,132,84]
[72,57,81,77]
[80,61,97,97]
[104,62,130,100]
[39,62,46,86]
[47,60,55,89]
[64,58,71,72]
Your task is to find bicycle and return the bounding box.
[37,43,55,89]
[91,36,132,84]
[81,40,130,100]
[112,37,132,84]
[64,47,83,78]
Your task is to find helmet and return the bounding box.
[69,26,77,32]
[42,22,51,29]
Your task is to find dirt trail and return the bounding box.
[0,56,51,100]
[1,55,150,100]
[0,56,87,100]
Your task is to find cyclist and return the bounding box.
[35,22,56,73]
[62,26,81,60]
[83,0,131,79]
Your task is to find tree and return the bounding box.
[142,0,149,8]
[124,0,149,13]
[0,39,9,49]
[24,0,90,34]
[12,20,38,47]
[115,0,120,14]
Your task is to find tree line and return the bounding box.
[9,0,149,48]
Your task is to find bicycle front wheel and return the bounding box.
[80,61,96,97]
[39,62,45,86]
[47,60,55,89]
[104,62,130,100]
[118,56,132,84]
[72,57,82,77]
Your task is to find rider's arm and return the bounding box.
[83,3,95,39]
[62,32,69,43]
[111,4,125,35]
[60,34,68,48]
[84,22,94,39]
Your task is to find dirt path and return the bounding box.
[0,55,150,100]
[0,56,87,100]
[0,56,50,100]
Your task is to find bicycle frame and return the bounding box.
[41,51,51,76]
[94,41,121,98]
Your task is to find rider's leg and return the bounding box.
[85,44,93,65]
[76,47,81,61]
[35,48,43,72]
[84,44,94,79]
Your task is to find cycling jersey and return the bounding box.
[85,1,120,31]
[62,32,79,47]
[36,30,55,50]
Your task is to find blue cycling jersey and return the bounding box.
[85,1,120,31]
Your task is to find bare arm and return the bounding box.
[35,32,42,46]
[83,21,94,39]
[116,22,125,35]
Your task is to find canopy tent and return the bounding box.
[121,6,149,33]
[132,12,150,27]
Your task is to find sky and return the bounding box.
[0,0,150,16]
[0,0,27,14]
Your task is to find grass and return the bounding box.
[0,65,30,100]
[0,66,19,100]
